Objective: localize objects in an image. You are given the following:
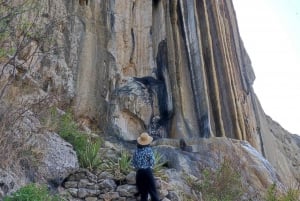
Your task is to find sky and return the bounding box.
[232,0,300,135]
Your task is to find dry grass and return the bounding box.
[0,95,55,169]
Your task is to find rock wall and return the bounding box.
[60,169,173,201]
[68,0,260,145]
[63,0,300,186]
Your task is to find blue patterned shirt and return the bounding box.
[132,146,155,169]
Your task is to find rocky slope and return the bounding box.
[0,0,299,200]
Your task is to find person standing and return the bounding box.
[131,132,159,201]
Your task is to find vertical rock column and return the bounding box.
[156,0,212,139]
[107,0,156,139]
[72,1,111,126]
[192,0,260,148]
[176,0,213,138]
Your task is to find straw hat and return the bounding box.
[137,132,153,145]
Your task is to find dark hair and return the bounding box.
[137,143,150,148]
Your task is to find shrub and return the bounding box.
[100,150,132,181]
[180,172,202,200]
[77,138,102,171]
[265,183,300,201]
[282,188,300,201]
[153,151,167,178]
[201,161,243,201]
[57,112,102,170]
[118,150,132,176]
[183,161,243,201]
[265,183,277,201]
[3,183,62,201]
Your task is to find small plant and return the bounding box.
[265,183,300,201]
[118,150,132,176]
[77,138,102,171]
[57,112,103,170]
[182,171,201,190]
[282,188,300,201]
[265,183,277,201]
[100,150,133,181]
[3,183,63,201]
[181,172,202,200]
[200,161,243,201]
[182,161,243,201]
[153,151,167,178]
[58,112,87,147]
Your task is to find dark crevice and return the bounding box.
[79,0,88,6]
[153,0,160,7]
[156,41,170,120]
[132,1,135,11]
[130,28,135,63]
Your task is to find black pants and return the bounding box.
[136,168,159,201]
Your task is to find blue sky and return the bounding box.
[232,0,300,134]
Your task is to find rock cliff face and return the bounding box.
[0,0,300,197]
[60,0,298,185]
[70,0,259,144]
[66,0,252,140]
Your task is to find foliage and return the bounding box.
[282,189,300,201]
[201,162,243,201]
[265,183,277,201]
[183,161,243,201]
[153,151,167,178]
[100,150,133,180]
[118,150,132,175]
[58,112,88,152]
[265,183,300,201]
[3,183,63,201]
[58,112,103,171]
[77,138,102,171]
[181,172,202,200]
[58,112,87,151]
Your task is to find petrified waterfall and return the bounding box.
[54,1,300,185]
[72,0,259,148]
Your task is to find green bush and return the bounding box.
[118,150,132,175]
[153,151,167,178]
[265,184,300,201]
[265,184,277,201]
[77,138,102,171]
[3,183,62,201]
[282,188,300,201]
[100,150,132,181]
[58,112,102,170]
[201,162,243,201]
[183,161,243,201]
